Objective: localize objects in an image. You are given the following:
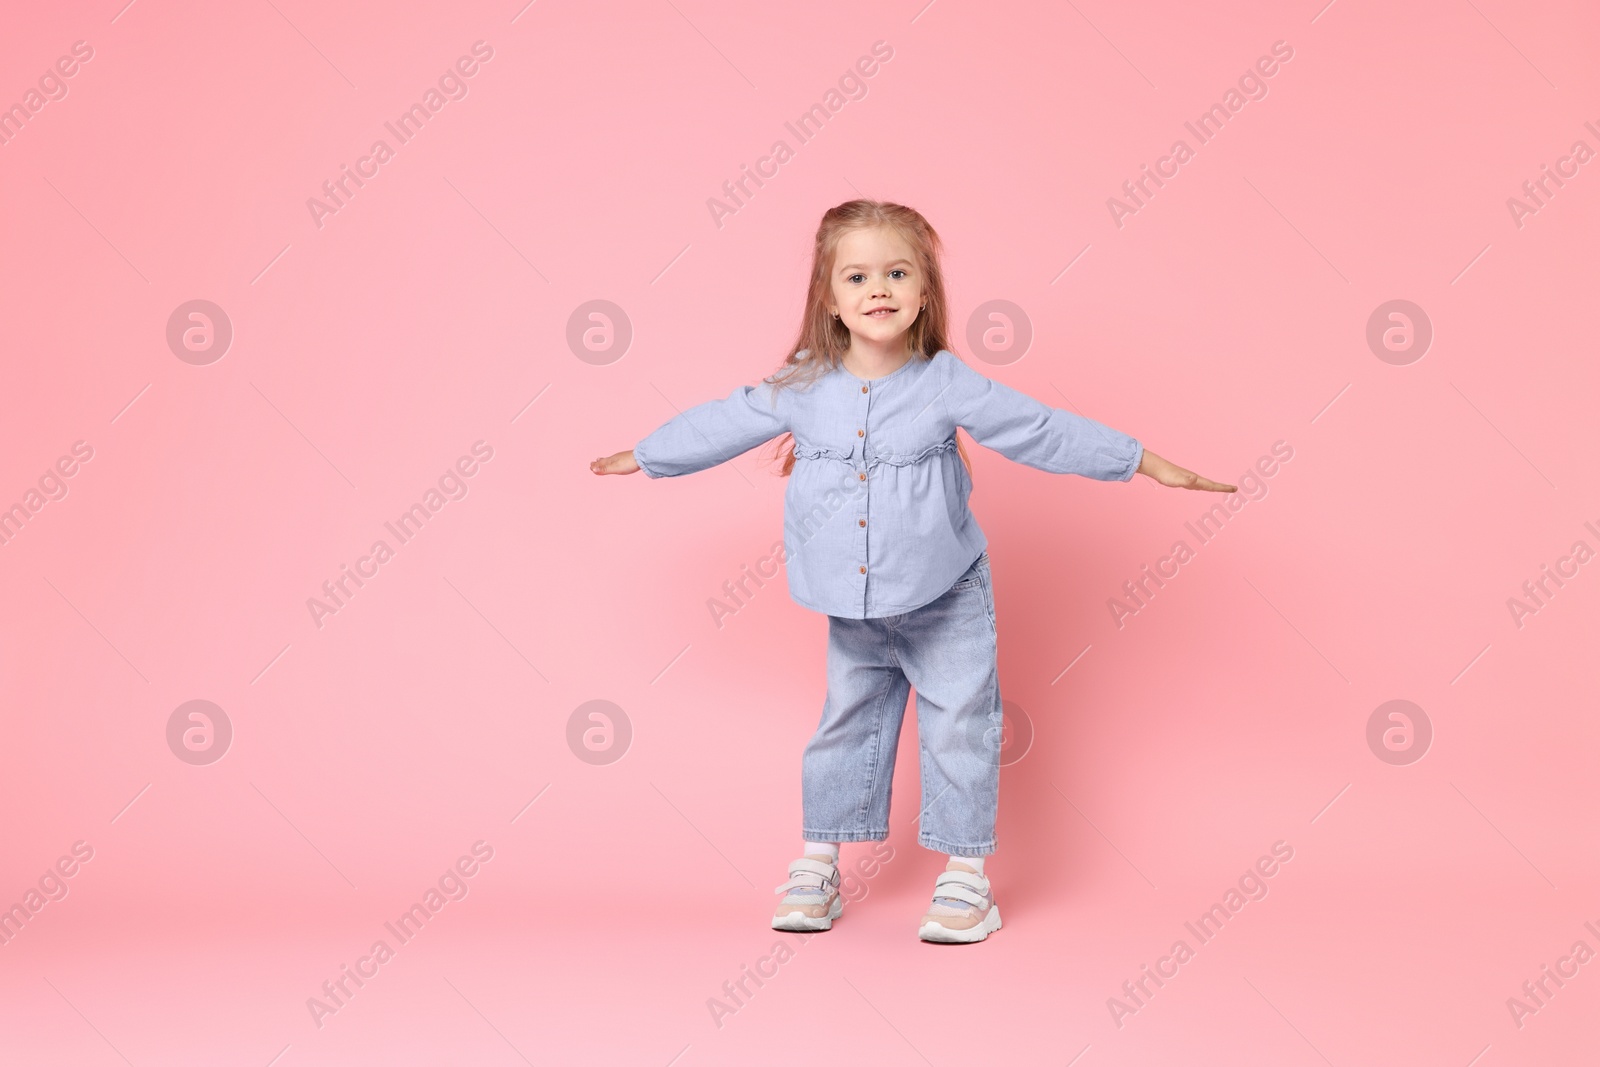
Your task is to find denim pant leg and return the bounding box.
[800,615,912,843]
[893,551,1002,856]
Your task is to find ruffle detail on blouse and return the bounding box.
[790,437,960,469]
[792,442,852,462]
[865,437,959,470]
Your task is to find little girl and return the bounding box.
[591,199,1234,944]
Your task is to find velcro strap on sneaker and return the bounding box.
[774,872,826,895]
[787,858,839,880]
[931,883,988,907]
[774,858,839,895]
[935,870,989,893]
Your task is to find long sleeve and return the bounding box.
[937,352,1143,480]
[633,379,791,478]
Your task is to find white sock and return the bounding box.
[950,854,986,875]
[803,840,839,863]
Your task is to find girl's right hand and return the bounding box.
[590,450,641,475]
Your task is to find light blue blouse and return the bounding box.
[633,348,1143,619]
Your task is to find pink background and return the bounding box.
[2,0,1597,1063]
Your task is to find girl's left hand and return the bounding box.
[1136,448,1236,492]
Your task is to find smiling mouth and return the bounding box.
[866,308,896,318]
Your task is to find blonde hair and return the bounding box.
[760,199,973,480]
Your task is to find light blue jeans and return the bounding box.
[801,550,1002,856]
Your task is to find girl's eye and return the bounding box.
[890,269,907,279]
[849,274,865,284]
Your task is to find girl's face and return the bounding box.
[827,225,924,350]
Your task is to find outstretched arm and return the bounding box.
[940,353,1233,491]
[939,353,1144,480]
[592,380,789,479]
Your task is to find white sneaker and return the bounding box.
[918,861,1001,943]
[772,855,844,931]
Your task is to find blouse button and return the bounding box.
[861,385,868,393]
[857,429,864,436]
[859,565,866,574]
[858,472,866,481]
[858,519,865,527]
